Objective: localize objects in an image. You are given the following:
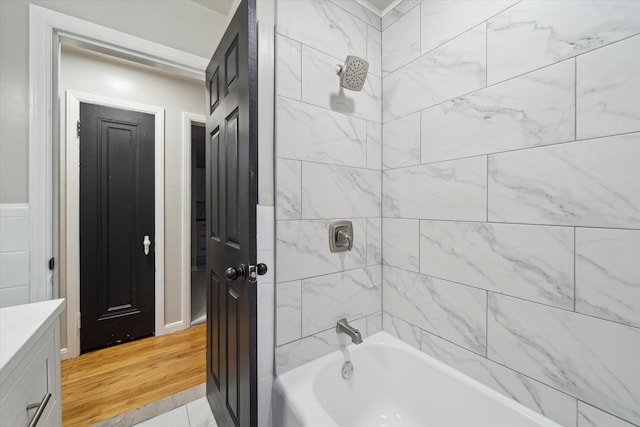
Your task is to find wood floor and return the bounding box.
[61,323,206,426]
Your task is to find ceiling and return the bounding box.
[188,0,399,17]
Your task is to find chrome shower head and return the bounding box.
[335,55,369,91]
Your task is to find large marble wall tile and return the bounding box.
[367,311,382,335]
[576,228,640,328]
[383,266,487,355]
[420,221,574,309]
[367,26,382,77]
[488,132,640,228]
[275,316,368,374]
[276,280,302,346]
[577,35,640,140]
[276,96,367,168]
[276,35,301,99]
[487,1,640,84]
[301,46,381,123]
[420,0,518,55]
[382,0,421,31]
[382,5,420,74]
[383,23,486,121]
[301,266,381,336]
[366,218,381,266]
[277,0,367,60]
[420,329,577,427]
[383,311,421,349]
[383,156,487,221]
[276,159,301,220]
[421,59,575,164]
[488,293,640,425]
[382,218,419,272]
[329,0,382,30]
[366,121,382,170]
[578,402,636,427]
[301,163,381,219]
[383,112,420,169]
[276,219,366,283]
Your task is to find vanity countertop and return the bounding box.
[0,299,65,383]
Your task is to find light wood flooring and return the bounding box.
[61,323,206,426]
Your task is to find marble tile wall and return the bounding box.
[274,0,382,375]
[0,204,30,308]
[381,1,640,426]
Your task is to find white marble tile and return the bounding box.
[576,228,640,328]
[0,252,29,287]
[276,219,366,283]
[301,266,381,336]
[367,311,382,334]
[367,26,382,76]
[0,286,29,308]
[383,112,420,169]
[420,221,574,309]
[383,311,421,349]
[275,159,301,220]
[578,402,636,427]
[366,217,382,266]
[276,35,301,100]
[488,132,640,228]
[577,34,640,140]
[420,0,518,55]
[301,162,380,219]
[186,397,217,427]
[277,0,367,60]
[420,330,577,427]
[383,23,486,121]
[487,0,640,84]
[383,265,487,355]
[383,156,487,221]
[488,293,640,425]
[382,218,419,272]
[382,5,420,74]
[0,216,28,252]
[276,316,367,374]
[421,59,575,164]
[276,280,301,346]
[366,121,382,170]
[135,405,190,427]
[276,96,367,168]
[382,0,421,30]
[301,46,381,123]
[329,0,382,30]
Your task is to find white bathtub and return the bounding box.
[273,331,561,427]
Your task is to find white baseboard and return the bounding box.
[61,347,69,360]
[162,321,185,336]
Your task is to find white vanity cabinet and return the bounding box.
[0,299,65,427]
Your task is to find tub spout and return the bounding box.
[336,318,363,344]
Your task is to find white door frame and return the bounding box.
[66,91,165,358]
[28,5,208,353]
[181,113,207,329]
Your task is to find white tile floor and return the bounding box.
[134,397,218,427]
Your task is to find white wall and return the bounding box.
[273,0,384,374]
[58,45,206,347]
[0,0,227,204]
[381,1,640,426]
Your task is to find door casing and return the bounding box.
[65,90,165,358]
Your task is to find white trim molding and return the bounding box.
[28,4,208,310]
[181,112,206,330]
[65,90,165,358]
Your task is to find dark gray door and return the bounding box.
[79,102,155,353]
[205,0,259,425]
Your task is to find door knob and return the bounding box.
[225,265,246,281]
[256,263,267,276]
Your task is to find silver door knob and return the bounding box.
[143,235,151,255]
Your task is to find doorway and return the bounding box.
[190,122,207,325]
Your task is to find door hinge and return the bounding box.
[77,312,81,329]
[76,120,81,138]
